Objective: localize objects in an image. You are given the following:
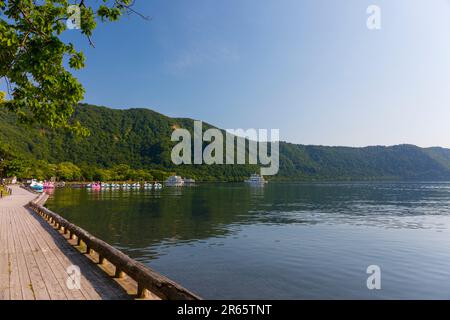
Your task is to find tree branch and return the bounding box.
[115,0,152,21]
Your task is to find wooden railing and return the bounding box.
[28,195,201,300]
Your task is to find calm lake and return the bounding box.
[45,182,450,299]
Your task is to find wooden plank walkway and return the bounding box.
[0,185,130,300]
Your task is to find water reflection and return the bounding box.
[44,188,55,196]
[46,182,450,252]
[45,182,450,298]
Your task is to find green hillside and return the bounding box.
[1,103,450,181]
[279,143,450,180]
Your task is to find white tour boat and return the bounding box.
[245,174,267,185]
[165,176,184,187]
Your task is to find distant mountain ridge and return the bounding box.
[1,103,450,181]
[279,143,450,180]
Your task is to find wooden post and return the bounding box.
[98,255,105,265]
[115,267,125,278]
[137,284,148,298]
[77,237,81,246]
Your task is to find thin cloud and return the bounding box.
[165,44,240,74]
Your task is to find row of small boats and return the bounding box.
[29,180,55,192]
[86,182,163,189]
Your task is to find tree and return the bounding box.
[110,164,130,180]
[57,161,81,180]
[1,158,28,177]
[0,0,143,135]
[135,169,153,181]
[93,168,111,181]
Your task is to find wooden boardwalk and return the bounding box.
[0,185,130,300]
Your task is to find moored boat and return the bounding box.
[245,173,267,185]
[43,181,55,189]
[165,176,184,187]
[30,179,44,192]
[154,183,163,189]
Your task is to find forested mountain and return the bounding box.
[1,103,450,181]
[279,143,450,180]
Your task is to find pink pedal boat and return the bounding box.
[43,181,55,189]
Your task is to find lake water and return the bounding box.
[45,182,450,299]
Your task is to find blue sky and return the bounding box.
[45,1,450,147]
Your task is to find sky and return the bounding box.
[21,1,450,147]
